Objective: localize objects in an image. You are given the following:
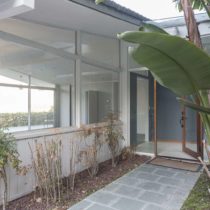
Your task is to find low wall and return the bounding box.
[0,123,123,204]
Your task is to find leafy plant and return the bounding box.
[0,126,24,210]
[104,113,124,167]
[121,145,137,160]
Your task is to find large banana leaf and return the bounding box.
[139,23,168,34]
[177,97,210,114]
[118,31,210,96]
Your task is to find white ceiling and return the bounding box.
[15,0,138,38]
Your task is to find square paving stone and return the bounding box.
[138,182,161,191]
[87,204,115,210]
[112,197,145,210]
[136,172,159,181]
[174,173,199,185]
[139,191,166,205]
[116,176,140,186]
[144,204,166,210]
[87,191,118,205]
[158,177,181,186]
[174,188,190,198]
[103,183,120,192]
[160,185,177,195]
[164,197,185,210]
[154,169,175,177]
[68,200,92,210]
[136,166,156,173]
[115,185,142,198]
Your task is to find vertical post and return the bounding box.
[54,85,60,127]
[75,31,81,127]
[119,40,130,146]
[154,80,157,156]
[28,75,31,130]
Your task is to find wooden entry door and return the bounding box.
[182,106,203,159]
[153,80,203,159]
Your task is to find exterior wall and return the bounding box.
[0,124,124,203]
[119,41,130,147]
[0,23,130,204]
[0,14,130,203]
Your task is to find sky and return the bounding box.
[113,0,184,20]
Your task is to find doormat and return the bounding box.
[148,157,202,172]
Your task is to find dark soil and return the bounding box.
[3,155,150,210]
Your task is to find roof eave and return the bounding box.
[68,0,150,26]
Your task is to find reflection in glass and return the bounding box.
[0,86,28,132]
[31,89,54,130]
[81,32,119,67]
[186,107,197,153]
[0,69,28,85]
[81,63,119,124]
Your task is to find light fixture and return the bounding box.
[0,0,34,19]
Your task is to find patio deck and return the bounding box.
[68,163,200,210]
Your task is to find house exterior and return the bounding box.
[0,0,210,203]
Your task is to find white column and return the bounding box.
[75,31,81,127]
[120,40,130,146]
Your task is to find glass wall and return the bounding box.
[0,86,28,132]
[81,32,120,67]
[0,40,75,132]
[0,19,121,132]
[81,63,119,124]
[31,89,54,130]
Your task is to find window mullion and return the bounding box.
[28,76,31,130]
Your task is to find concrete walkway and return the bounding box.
[68,164,200,210]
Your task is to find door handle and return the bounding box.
[179,117,184,128]
[180,111,185,128]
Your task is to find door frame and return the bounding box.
[153,80,203,160]
[182,105,203,159]
[130,72,149,146]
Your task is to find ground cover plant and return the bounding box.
[181,172,210,210]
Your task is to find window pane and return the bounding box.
[128,47,149,76]
[81,63,119,124]
[31,77,55,88]
[17,56,75,128]
[81,32,119,67]
[0,69,28,85]
[31,89,54,130]
[0,86,28,132]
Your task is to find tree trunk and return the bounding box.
[181,0,210,168]
[180,0,203,48]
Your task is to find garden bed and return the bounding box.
[3,154,150,210]
[181,171,210,210]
